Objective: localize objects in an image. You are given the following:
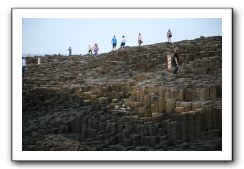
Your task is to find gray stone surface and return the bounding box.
[23,36,222,151]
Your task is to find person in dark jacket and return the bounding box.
[173,47,179,74]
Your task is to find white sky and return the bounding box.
[22,18,222,56]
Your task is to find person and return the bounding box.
[22,57,27,74]
[121,36,126,48]
[111,36,117,50]
[68,46,72,56]
[88,45,93,55]
[138,33,143,46]
[167,29,172,43]
[173,47,179,74]
[38,57,41,65]
[93,43,99,55]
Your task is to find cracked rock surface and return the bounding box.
[23,36,222,151]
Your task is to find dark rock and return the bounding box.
[23,36,222,151]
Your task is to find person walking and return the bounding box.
[173,47,179,74]
[93,43,99,55]
[111,35,117,50]
[138,33,143,46]
[88,45,93,55]
[167,29,172,43]
[120,36,126,48]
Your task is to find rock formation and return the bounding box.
[23,36,222,151]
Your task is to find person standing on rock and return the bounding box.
[173,47,179,74]
[68,46,72,56]
[22,57,27,75]
[93,43,99,55]
[167,29,172,43]
[121,35,126,48]
[138,33,143,46]
[88,45,93,55]
[111,35,117,50]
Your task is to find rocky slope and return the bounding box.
[22,36,222,151]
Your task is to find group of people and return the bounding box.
[87,33,141,55]
[111,35,127,50]
[87,30,173,55]
[166,30,179,74]
[22,29,178,75]
[88,43,99,55]
[111,33,143,51]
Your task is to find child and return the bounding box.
[88,45,93,55]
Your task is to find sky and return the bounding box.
[22,18,222,56]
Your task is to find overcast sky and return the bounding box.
[22,18,222,56]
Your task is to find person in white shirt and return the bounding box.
[120,36,126,48]
[88,45,93,55]
[22,57,27,74]
[167,29,172,43]
[138,33,143,46]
